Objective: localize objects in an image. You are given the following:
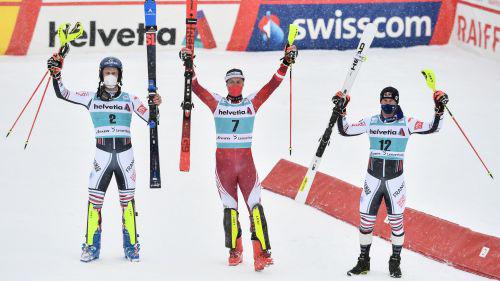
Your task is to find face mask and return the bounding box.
[381,104,397,114]
[227,84,243,97]
[103,74,118,89]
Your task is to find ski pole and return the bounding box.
[24,77,52,150]
[289,66,293,155]
[5,70,49,138]
[286,24,298,155]
[421,70,494,180]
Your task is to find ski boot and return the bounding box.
[250,204,273,271]
[122,200,140,262]
[347,255,370,276]
[228,237,243,266]
[123,228,140,262]
[252,240,273,271]
[224,208,243,266]
[81,229,101,262]
[389,255,402,278]
[81,202,101,262]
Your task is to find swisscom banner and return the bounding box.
[227,0,458,51]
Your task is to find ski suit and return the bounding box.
[192,63,288,211]
[53,79,149,209]
[338,112,443,245]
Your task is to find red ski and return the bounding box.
[179,0,198,172]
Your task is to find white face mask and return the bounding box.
[103,74,118,89]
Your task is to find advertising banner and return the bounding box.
[227,0,458,51]
[453,0,500,60]
[0,0,239,55]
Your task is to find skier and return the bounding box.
[179,45,298,271]
[334,86,448,278]
[47,52,162,262]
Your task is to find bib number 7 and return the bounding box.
[231,120,239,132]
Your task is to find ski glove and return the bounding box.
[47,53,64,80]
[332,91,350,116]
[433,90,448,114]
[282,45,298,66]
[179,47,195,62]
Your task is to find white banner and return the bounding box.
[28,2,239,55]
[453,0,500,60]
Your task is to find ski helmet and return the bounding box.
[99,56,123,84]
[380,86,399,104]
[225,68,245,82]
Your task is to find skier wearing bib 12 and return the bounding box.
[179,45,297,271]
[47,53,162,262]
[334,86,448,278]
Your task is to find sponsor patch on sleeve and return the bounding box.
[352,119,366,126]
[137,104,148,115]
[414,121,423,130]
[75,91,89,97]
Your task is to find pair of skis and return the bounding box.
[144,0,161,188]
[179,0,198,172]
[143,0,197,188]
[294,23,376,204]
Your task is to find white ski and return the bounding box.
[295,23,376,204]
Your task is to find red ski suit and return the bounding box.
[192,63,288,211]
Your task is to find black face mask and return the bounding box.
[381,104,397,114]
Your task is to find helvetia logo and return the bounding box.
[369,129,398,135]
[94,104,124,110]
[218,109,247,116]
[49,21,176,47]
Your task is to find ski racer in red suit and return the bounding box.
[179,45,298,271]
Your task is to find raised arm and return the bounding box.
[48,52,93,108]
[52,79,93,108]
[179,48,221,113]
[250,45,297,112]
[192,74,221,113]
[338,116,369,136]
[331,91,367,136]
[409,90,448,135]
[249,63,289,112]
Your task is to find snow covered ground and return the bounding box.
[1,45,498,280]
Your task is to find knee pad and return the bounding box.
[388,213,404,236]
[359,213,376,234]
[250,204,271,250]
[122,200,138,245]
[223,208,241,249]
[86,201,101,246]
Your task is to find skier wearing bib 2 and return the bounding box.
[334,87,448,278]
[179,45,298,271]
[47,54,162,262]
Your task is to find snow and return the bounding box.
[0,45,498,280]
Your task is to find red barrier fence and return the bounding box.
[261,159,500,279]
